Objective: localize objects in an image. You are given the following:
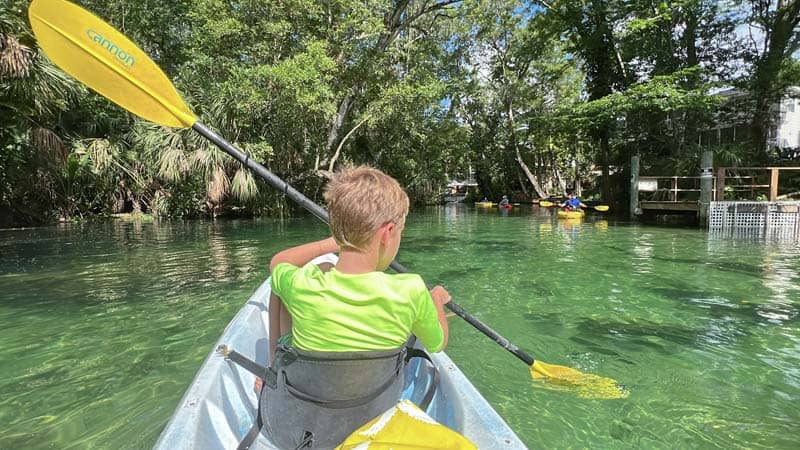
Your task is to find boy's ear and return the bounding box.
[378,222,394,245]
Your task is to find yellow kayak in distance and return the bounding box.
[475,202,494,207]
[556,209,585,219]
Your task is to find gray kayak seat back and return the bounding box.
[262,344,412,449]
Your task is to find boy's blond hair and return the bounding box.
[324,166,409,251]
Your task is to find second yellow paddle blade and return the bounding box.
[594,205,610,212]
[29,0,196,128]
[531,360,628,400]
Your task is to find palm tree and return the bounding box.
[1,2,82,224]
[133,97,263,217]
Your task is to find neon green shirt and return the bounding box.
[271,262,444,352]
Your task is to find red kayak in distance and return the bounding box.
[500,204,512,209]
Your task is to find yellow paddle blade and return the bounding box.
[594,205,610,212]
[531,360,628,400]
[539,201,554,207]
[29,0,196,128]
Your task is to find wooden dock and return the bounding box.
[633,166,800,219]
[639,201,699,213]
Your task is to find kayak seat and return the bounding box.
[261,344,436,449]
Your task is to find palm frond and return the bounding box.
[150,189,169,217]
[207,166,230,204]
[158,146,189,182]
[231,166,258,201]
[4,50,82,117]
[191,147,226,178]
[86,138,119,173]
[0,34,33,79]
[31,126,66,167]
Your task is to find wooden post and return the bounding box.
[769,168,779,201]
[716,167,726,201]
[630,155,640,219]
[699,150,713,227]
[671,177,678,202]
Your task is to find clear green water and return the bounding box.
[1,206,798,449]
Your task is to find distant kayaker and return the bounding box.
[264,166,451,447]
[481,196,489,202]
[499,195,510,206]
[561,192,587,210]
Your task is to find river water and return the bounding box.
[1,205,798,449]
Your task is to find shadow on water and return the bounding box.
[572,318,703,355]
[603,245,765,278]
[645,281,799,327]
[471,239,531,253]
[431,267,486,282]
[401,235,461,253]
[521,311,702,357]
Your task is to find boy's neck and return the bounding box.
[335,248,380,274]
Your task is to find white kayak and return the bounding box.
[154,266,526,449]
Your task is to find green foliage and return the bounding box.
[2,0,797,225]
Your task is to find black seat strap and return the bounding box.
[217,345,269,380]
[236,408,263,450]
[216,345,265,450]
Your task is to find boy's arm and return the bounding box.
[268,292,284,364]
[270,237,339,271]
[429,285,451,350]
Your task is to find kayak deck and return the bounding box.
[154,277,526,449]
[557,210,585,219]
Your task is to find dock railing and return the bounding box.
[715,167,800,201]
[638,176,714,202]
[639,167,800,204]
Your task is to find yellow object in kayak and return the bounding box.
[337,400,476,449]
[557,209,585,219]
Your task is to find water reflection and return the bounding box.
[631,234,654,274]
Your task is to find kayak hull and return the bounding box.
[475,202,494,207]
[154,262,525,449]
[557,210,585,219]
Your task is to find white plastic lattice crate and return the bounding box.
[709,201,800,238]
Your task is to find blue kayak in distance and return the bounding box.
[154,272,526,449]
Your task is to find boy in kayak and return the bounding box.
[263,166,452,447]
[268,165,450,357]
[560,192,586,210]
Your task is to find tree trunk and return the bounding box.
[516,146,547,198]
[324,94,355,156]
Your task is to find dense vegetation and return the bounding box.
[2,0,799,225]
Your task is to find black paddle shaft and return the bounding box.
[193,121,537,368]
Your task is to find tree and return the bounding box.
[741,0,800,157]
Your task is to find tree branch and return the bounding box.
[327,116,370,173]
